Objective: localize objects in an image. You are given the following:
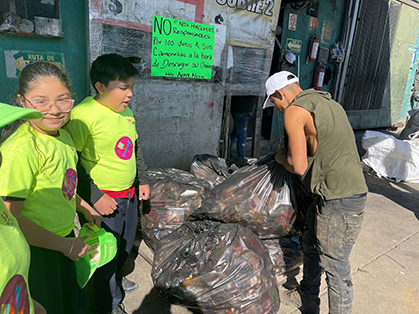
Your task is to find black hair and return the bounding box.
[90,53,139,93]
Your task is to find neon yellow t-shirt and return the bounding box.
[64,96,138,191]
[0,200,34,314]
[0,123,77,236]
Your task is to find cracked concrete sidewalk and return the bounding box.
[122,173,419,314]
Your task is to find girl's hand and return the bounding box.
[76,194,102,225]
[82,205,102,227]
[139,184,150,200]
[64,236,90,262]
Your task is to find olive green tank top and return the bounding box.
[290,89,368,200]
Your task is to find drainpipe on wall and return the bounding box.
[337,0,361,104]
[334,0,353,100]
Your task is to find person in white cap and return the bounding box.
[0,102,46,314]
[264,71,368,314]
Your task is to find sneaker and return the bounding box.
[111,304,127,314]
[122,277,138,293]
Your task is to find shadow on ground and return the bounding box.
[365,174,419,221]
[132,288,172,314]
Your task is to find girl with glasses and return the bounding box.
[0,62,101,314]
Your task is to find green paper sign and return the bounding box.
[151,16,215,80]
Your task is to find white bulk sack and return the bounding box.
[362,130,419,183]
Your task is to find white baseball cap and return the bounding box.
[263,71,299,108]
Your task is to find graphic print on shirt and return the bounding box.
[1,209,17,227]
[62,168,77,200]
[115,136,133,160]
[0,275,30,314]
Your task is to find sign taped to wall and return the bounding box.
[151,16,215,79]
[5,50,65,78]
[204,0,280,48]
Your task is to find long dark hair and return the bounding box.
[0,62,71,145]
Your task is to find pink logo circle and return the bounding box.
[0,275,31,313]
[115,137,134,160]
[62,168,77,200]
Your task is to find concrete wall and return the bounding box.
[132,80,224,169]
[87,0,281,169]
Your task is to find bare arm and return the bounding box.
[276,106,309,175]
[76,194,102,227]
[33,299,46,314]
[5,200,90,261]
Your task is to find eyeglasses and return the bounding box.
[23,96,74,114]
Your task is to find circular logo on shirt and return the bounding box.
[0,274,31,314]
[62,168,77,200]
[115,136,133,160]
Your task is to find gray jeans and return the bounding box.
[300,193,366,314]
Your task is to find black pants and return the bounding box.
[29,231,84,314]
[300,194,366,314]
[83,195,138,313]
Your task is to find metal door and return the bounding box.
[338,0,401,128]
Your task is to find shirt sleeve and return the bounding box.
[0,146,38,199]
[64,111,90,152]
[135,139,149,185]
[75,152,105,205]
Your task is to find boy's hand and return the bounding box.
[94,194,118,215]
[139,184,150,200]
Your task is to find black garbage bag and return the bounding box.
[190,154,233,189]
[263,235,303,276]
[262,239,286,276]
[280,235,303,274]
[190,154,256,189]
[140,168,210,250]
[152,220,280,314]
[399,109,419,140]
[192,154,311,238]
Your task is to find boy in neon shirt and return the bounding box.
[65,54,149,314]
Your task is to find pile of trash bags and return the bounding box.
[152,220,280,314]
[144,153,310,312]
[141,168,210,250]
[192,154,310,238]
